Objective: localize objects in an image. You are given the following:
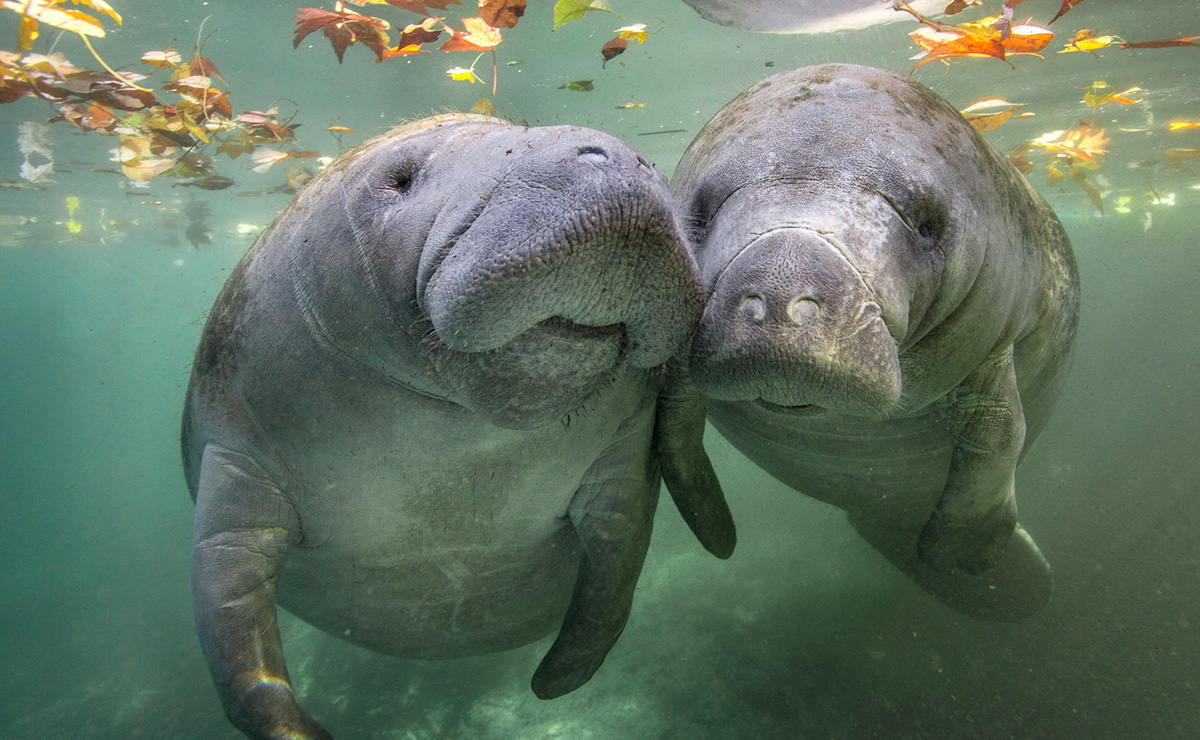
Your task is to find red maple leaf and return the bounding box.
[294,7,391,63]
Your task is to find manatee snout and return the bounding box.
[421,127,700,370]
[690,227,902,416]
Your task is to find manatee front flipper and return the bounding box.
[191,446,331,740]
[653,364,736,559]
[920,347,1027,574]
[852,513,1052,621]
[531,416,661,699]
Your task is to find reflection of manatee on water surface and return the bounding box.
[658,64,1081,622]
[680,0,944,34]
[181,113,730,740]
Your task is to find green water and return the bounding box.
[1,1,1197,738]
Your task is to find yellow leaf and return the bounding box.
[18,15,38,50]
[1069,166,1103,214]
[965,106,1022,133]
[75,0,122,25]
[614,23,647,44]
[447,66,481,83]
[2,1,107,37]
[1059,30,1120,53]
[177,110,210,143]
[67,218,82,234]
[141,50,183,68]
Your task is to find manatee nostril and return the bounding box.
[739,293,767,323]
[577,146,609,164]
[787,296,820,325]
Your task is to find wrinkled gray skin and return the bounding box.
[660,65,1080,621]
[182,114,729,740]
[680,0,942,34]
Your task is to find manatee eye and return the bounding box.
[914,202,949,242]
[387,162,418,194]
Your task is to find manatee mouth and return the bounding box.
[754,399,826,417]
[433,314,629,430]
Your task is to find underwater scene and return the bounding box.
[1,0,1198,738]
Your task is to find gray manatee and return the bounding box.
[679,0,943,34]
[660,65,1080,621]
[182,114,731,740]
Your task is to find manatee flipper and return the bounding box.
[530,417,660,699]
[653,364,736,559]
[920,347,1027,574]
[191,446,331,740]
[852,512,1052,621]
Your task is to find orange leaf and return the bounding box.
[440,17,501,51]
[1002,24,1053,53]
[913,34,1010,69]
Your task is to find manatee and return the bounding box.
[660,65,1080,621]
[679,0,943,34]
[182,114,730,740]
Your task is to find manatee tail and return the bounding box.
[849,515,1053,622]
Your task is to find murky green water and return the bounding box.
[2,1,1197,738]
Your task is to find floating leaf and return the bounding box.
[1032,125,1110,164]
[249,147,291,173]
[141,50,183,68]
[601,37,626,65]
[1169,121,1200,131]
[447,65,481,82]
[1068,166,1103,213]
[71,0,122,25]
[397,16,442,45]
[1048,0,1087,24]
[553,0,622,31]
[441,17,501,51]
[479,0,525,29]
[294,6,392,63]
[1080,81,1144,108]
[1003,24,1053,53]
[911,29,1010,70]
[2,0,107,39]
[565,79,595,91]
[961,99,1025,133]
[1120,35,1200,50]
[615,101,644,109]
[117,134,177,181]
[614,23,647,43]
[944,0,986,14]
[1059,29,1121,53]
